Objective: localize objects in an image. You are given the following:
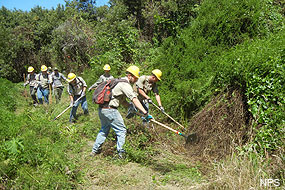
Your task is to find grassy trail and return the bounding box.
[13,84,283,190]
[20,87,205,189]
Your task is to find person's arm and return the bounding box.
[121,82,148,116]
[82,86,87,96]
[78,80,87,96]
[69,95,74,102]
[69,95,74,106]
[67,84,74,100]
[89,76,104,90]
[155,94,162,107]
[61,73,67,82]
[138,88,150,100]
[132,97,147,115]
[79,77,87,96]
[23,74,30,86]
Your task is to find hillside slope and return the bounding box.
[0,79,283,189]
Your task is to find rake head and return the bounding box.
[185,133,197,144]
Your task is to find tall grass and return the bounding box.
[207,151,284,189]
[0,79,83,189]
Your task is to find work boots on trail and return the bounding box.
[89,148,101,157]
[115,150,126,160]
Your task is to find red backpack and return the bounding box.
[92,78,128,105]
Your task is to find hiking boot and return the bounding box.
[89,151,100,157]
[89,152,97,157]
[89,148,101,157]
[69,118,77,124]
[117,151,126,159]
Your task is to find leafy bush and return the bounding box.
[0,83,82,188]
[87,15,154,79]
[0,78,17,111]
[214,31,285,154]
[152,0,284,119]
[192,0,284,47]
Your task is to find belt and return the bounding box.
[100,106,117,109]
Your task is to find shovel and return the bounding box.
[53,96,83,121]
[150,102,186,130]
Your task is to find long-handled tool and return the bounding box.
[23,73,28,98]
[150,119,197,143]
[134,111,197,143]
[150,102,186,130]
[53,96,83,121]
[49,84,53,105]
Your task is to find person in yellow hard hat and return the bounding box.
[51,67,67,104]
[134,69,164,116]
[23,66,39,105]
[36,65,53,104]
[67,73,89,123]
[47,66,52,75]
[88,64,114,92]
[90,65,153,159]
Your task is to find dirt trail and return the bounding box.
[77,140,203,190]
[20,87,254,189]
[76,88,254,189]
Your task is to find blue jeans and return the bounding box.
[69,95,88,122]
[37,87,49,104]
[92,108,126,153]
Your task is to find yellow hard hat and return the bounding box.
[28,66,34,73]
[41,65,48,72]
[152,69,162,81]
[126,65,140,78]
[103,64,111,71]
[67,73,76,82]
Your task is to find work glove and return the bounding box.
[70,101,74,107]
[144,114,153,122]
[160,106,165,113]
[147,98,153,104]
[23,83,27,87]
[126,102,137,119]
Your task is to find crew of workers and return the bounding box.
[24,64,163,159]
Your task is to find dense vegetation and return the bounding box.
[0,0,284,188]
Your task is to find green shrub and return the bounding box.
[0,90,82,189]
[152,0,284,119]
[214,31,285,154]
[0,78,17,111]
[192,0,284,47]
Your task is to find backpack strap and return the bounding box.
[109,78,128,88]
[77,77,84,85]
